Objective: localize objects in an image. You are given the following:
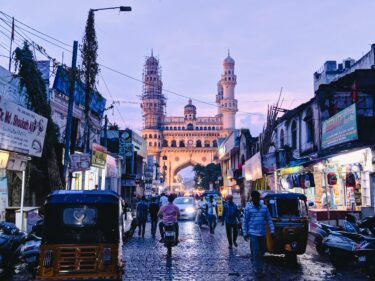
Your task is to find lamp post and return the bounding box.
[91,6,132,12]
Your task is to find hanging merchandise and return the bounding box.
[304,172,315,188]
[300,174,306,189]
[327,172,337,185]
[345,172,356,187]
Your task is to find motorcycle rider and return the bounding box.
[158,194,180,244]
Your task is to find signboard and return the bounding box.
[91,143,107,168]
[322,104,358,149]
[0,170,7,221]
[0,97,48,157]
[243,152,262,181]
[69,153,90,172]
[7,153,28,171]
[262,152,276,174]
[0,151,9,169]
[53,66,106,118]
[106,155,118,178]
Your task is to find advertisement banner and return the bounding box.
[0,97,48,157]
[262,152,277,174]
[0,151,9,169]
[243,152,263,181]
[91,143,107,169]
[106,155,118,178]
[322,104,358,149]
[69,153,90,172]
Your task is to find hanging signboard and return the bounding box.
[91,143,107,168]
[7,153,28,171]
[69,153,90,172]
[0,169,7,221]
[322,104,358,149]
[0,97,48,157]
[106,155,118,178]
[243,152,262,181]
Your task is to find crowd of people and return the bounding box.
[134,191,274,278]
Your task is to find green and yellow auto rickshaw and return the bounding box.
[261,192,309,263]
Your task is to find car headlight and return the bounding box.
[186,207,195,214]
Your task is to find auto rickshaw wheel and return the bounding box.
[284,253,297,265]
[315,243,325,256]
[328,248,346,268]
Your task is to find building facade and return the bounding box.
[141,52,238,187]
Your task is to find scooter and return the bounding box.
[323,216,375,276]
[0,222,26,278]
[311,213,366,256]
[163,222,177,257]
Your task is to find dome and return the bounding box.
[146,55,158,65]
[223,55,235,65]
[184,99,196,110]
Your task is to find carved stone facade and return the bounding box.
[141,52,238,187]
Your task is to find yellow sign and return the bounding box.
[91,144,107,169]
[0,151,9,169]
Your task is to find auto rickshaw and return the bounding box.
[261,192,309,262]
[36,190,125,281]
[202,191,223,218]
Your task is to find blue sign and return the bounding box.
[53,66,106,118]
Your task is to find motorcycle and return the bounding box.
[163,222,177,257]
[13,219,43,277]
[197,206,208,228]
[0,222,26,278]
[323,216,375,277]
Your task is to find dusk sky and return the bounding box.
[1,0,375,137]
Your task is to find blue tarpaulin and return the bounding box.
[53,66,106,118]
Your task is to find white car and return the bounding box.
[174,197,196,220]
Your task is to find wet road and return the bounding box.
[8,220,370,281]
[123,221,369,281]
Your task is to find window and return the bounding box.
[149,142,152,147]
[163,140,168,147]
[187,123,194,130]
[178,126,181,130]
[212,140,218,147]
[280,129,285,148]
[204,140,210,147]
[291,121,297,149]
[154,134,157,138]
[304,109,314,143]
[154,142,157,147]
[174,127,177,130]
[149,134,152,138]
[63,206,97,226]
[179,140,185,147]
[171,140,177,147]
[196,140,202,147]
[204,127,207,130]
[208,126,211,130]
[195,127,199,130]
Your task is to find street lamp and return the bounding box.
[91,6,132,12]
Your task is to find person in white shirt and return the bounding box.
[206,195,218,234]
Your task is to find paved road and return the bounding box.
[123,221,369,281]
[7,220,370,281]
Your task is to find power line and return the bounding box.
[0,10,266,117]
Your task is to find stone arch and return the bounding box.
[172,160,198,183]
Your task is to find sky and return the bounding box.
[1,0,375,139]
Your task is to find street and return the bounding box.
[123,221,368,281]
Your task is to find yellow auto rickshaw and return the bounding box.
[36,190,125,281]
[261,192,309,263]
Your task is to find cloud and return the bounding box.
[237,112,266,137]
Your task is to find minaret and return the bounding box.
[220,51,238,130]
[216,80,223,116]
[184,98,197,120]
[141,50,165,158]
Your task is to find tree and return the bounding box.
[14,42,63,204]
[81,9,99,152]
[108,122,120,130]
[193,163,222,190]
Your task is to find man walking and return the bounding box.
[149,196,160,238]
[243,191,275,277]
[221,195,241,249]
[136,196,148,238]
[207,195,218,234]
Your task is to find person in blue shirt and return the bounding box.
[221,195,241,249]
[136,196,148,238]
[243,191,275,277]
